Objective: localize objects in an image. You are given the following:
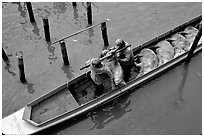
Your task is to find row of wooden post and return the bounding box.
[2,2,109,83]
[4,2,200,84]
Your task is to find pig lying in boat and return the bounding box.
[182,26,201,46]
[155,40,175,66]
[168,33,190,57]
[135,48,158,76]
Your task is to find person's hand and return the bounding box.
[101,50,109,57]
[109,49,116,55]
[111,84,116,90]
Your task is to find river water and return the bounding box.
[2,2,202,135]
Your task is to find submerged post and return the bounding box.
[26,2,35,23]
[101,22,109,46]
[43,17,51,42]
[16,51,26,83]
[60,41,69,66]
[87,2,92,24]
[186,25,202,62]
[72,2,77,7]
[2,48,9,63]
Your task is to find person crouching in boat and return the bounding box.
[115,39,134,82]
[85,58,116,93]
[100,49,126,87]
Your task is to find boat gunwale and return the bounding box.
[23,15,202,127]
[35,44,202,128]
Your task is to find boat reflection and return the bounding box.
[88,92,132,129]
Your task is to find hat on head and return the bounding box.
[115,39,125,49]
[91,58,102,68]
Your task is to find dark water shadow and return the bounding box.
[88,92,132,130]
[47,42,57,64]
[61,65,75,80]
[174,62,189,107]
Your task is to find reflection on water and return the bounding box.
[53,2,67,13]
[178,62,189,101]
[53,2,68,19]
[36,7,51,18]
[26,81,35,94]
[47,42,57,64]
[31,22,40,36]
[11,2,27,27]
[12,2,26,18]
[174,62,189,108]
[73,5,79,22]
[83,24,94,45]
[3,52,16,76]
[61,65,74,80]
[88,93,131,129]
[4,63,16,76]
[86,24,94,37]
[92,2,100,14]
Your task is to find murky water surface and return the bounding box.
[2,2,201,135]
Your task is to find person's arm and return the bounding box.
[118,47,132,62]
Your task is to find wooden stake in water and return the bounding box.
[16,51,26,83]
[72,2,77,7]
[26,2,35,23]
[186,25,202,62]
[101,22,109,46]
[60,41,69,66]
[2,48,9,63]
[43,17,51,42]
[87,2,92,24]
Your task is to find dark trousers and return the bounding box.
[119,61,132,82]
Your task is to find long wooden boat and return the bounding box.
[2,15,202,135]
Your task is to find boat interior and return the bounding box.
[28,17,201,126]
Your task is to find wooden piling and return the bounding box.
[17,52,26,83]
[72,2,77,7]
[2,48,9,63]
[101,22,109,46]
[26,2,35,23]
[186,25,202,62]
[43,17,51,42]
[87,2,92,24]
[60,41,69,66]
